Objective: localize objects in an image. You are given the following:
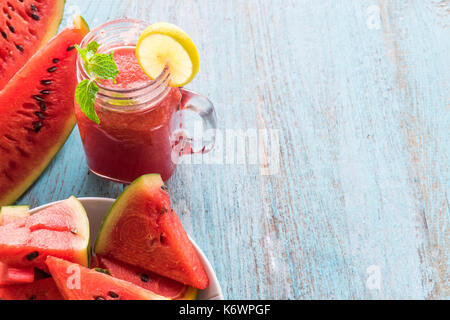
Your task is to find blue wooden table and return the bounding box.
[19,0,449,299]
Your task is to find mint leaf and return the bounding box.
[87,53,119,80]
[75,44,88,61]
[75,79,100,124]
[86,42,100,54]
[74,41,119,124]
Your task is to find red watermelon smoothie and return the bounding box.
[75,46,182,183]
[75,19,217,183]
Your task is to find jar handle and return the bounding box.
[178,88,217,155]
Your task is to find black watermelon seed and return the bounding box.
[52,58,60,64]
[28,295,36,300]
[161,185,168,192]
[47,66,57,73]
[26,251,39,261]
[40,90,51,95]
[41,80,52,85]
[31,4,37,11]
[140,274,149,283]
[70,228,77,234]
[35,111,45,119]
[7,14,11,20]
[31,14,40,21]
[67,45,75,51]
[8,25,14,33]
[1,31,6,39]
[94,296,105,300]
[108,291,119,299]
[39,101,47,111]
[15,44,24,52]
[33,121,42,133]
[32,95,44,102]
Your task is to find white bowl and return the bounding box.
[30,197,224,300]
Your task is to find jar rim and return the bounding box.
[76,18,171,110]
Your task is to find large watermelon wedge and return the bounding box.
[0,0,65,90]
[0,196,90,270]
[0,278,63,300]
[0,16,89,206]
[97,256,198,300]
[95,174,209,290]
[46,256,168,300]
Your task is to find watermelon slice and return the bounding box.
[46,256,168,300]
[0,264,34,285]
[0,197,90,270]
[0,16,89,206]
[0,205,34,285]
[0,278,63,300]
[0,0,65,90]
[95,174,209,289]
[97,256,198,300]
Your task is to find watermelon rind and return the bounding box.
[42,0,66,44]
[0,206,30,217]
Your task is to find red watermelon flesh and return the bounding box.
[0,197,90,271]
[0,205,34,285]
[95,174,209,290]
[0,0,65,90]
[97,256,198,300]
[0,278,62,300]
[0,20,88,206]
[0,264,34,285]
[46,256,167,300]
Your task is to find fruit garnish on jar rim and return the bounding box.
[136,22,200,87]
[75,22,200,124]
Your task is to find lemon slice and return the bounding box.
[136,22,200,87]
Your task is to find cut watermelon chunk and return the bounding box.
[0,17,89,206]
[0,0,65,90]
[97,256,198,300]
[95,174,209,289]
[0,197,90,270]
[0,264,34,285]
[0,205,34,285]
[0,278,63,300]
[46,256,168,300]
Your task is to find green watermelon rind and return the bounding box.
[0,205,30,224]
[94,174,164,255]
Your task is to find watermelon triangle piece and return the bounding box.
[0,197,90,271]
[46,256,168,300]
[96,256,198,300]
[0,278,63,300]
[94,174,209,289]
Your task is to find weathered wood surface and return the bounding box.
[19,0,449,299]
